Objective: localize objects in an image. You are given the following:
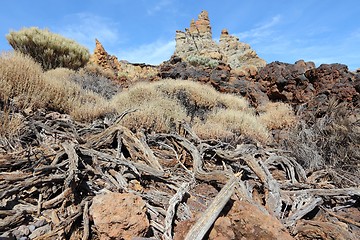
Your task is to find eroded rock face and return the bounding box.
[90,192,149,240]
[89,39,158,87]
[174,10,266,74]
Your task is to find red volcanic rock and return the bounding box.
[174,200,294,240]
[305,63,358,102]
[90,192,149,240]
[256,61,359,107]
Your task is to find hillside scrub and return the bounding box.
[0,52,296,143]
[0,52,111,122]
[6,27,90,70]
[111,79,295,143]
[43,68,113,121]
[288,99,360,187]
[0,51,47,109]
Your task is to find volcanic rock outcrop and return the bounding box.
[256,61,360,108]
[174,10,266,73]
[89,39,158,87]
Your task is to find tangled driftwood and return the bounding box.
[0,110,359,239]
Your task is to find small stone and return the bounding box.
[34,219,47,228]
[90,192,149,240]
[28,225,36,232]
[11,229,22,239]
[18,225,30,236]
[28,224,51,239]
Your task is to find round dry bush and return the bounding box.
[6,27,90,70]
[0,51,47,109]
[120,98,189,133]
[258,102,297,130]
[199,109,270,143]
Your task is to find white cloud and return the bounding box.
[146,0,174,15]
[235,15,281,42]
[117,40,175,65]
[232,15,359,69]
[55,13,123,51]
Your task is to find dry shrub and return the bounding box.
[111,79,270,142]
[288,99,360,187]
[43,68,112,121]
[0,108,24,146]
[120,99,189,133]
[0,51,47,109]
[258,102,297,130]
[154,79,249,111]
[73,68,121,100]
[194,109,270,142]
[83,63,116,80]
[6,27,90,70]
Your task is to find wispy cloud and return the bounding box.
[146,0,174,15]
[117,39,175,65]
[55,13,123,51]
[235,15,281,43]
[232,15,359,70]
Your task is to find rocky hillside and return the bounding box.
[1,10,360,240]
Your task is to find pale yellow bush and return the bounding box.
[195,109,270,142]
[258,102,297,130]
[111,79,270,142]
[6,27,90,70]
[0,110,24,142]
[43,68,112,121]
[0,51,47,109]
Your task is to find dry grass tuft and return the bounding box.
[0,51,47,109]
[43,68,113,121]
[0,108,24,146]
[258,102,297,130]
[194,109,270,142]
[0,52,113,123]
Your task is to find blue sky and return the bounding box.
[1,0,359,70]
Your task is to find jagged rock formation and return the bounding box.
[89,39,158,87]
[174,10,266,73]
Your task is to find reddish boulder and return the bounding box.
[294,220,357,240]
[90,192,149,240]
[175,200,293,240]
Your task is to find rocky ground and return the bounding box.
[1,10,360,240]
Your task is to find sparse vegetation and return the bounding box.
[186,55,219,68]
[0,52,111,123]
[0,51,47,109]
[6,27,90,70]
[258,102,297,130]
[71,68,121,100]
[43,68,113,121]
[0,108,24,147]
[111,79,288,143]
[288,99,360,187]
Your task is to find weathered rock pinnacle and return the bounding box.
[174,10,266,74]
